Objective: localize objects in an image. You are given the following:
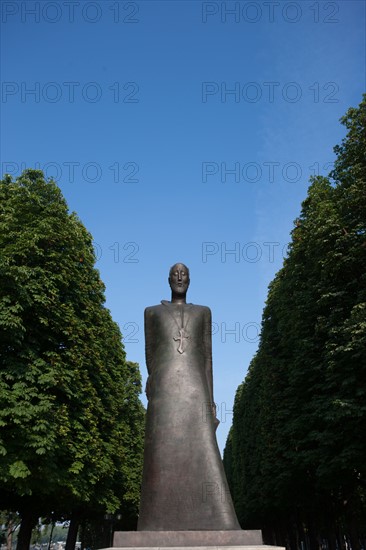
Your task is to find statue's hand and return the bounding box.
[212,403,220,431]
[145,376,151,400]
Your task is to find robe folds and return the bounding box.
[138,300,240,531]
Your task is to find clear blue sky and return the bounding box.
[1,0,365,452]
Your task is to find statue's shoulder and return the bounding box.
[189,304,212,316]
[144,304,163,315]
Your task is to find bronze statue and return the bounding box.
[138,263,240,531]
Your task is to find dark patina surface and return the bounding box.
[137,264,240,531]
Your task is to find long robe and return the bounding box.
[137,300,240,531]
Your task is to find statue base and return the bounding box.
[110,529,282,547]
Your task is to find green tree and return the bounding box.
[0,170,144,550]
[225,96,366,549]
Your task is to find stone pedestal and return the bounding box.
[109,529,285,549]
[110,548,282,550]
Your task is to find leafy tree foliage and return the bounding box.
[0,170,144,549]
[224,96,366,549]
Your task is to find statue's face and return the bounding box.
[169,263,190,294]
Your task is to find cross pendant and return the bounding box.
[173,328,189,354]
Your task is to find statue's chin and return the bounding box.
[171,285,188,294]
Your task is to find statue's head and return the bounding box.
[169,263,190,295]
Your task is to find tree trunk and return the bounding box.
[16,510,37,550]
[348,517,361,550]
[307,521,319,550]
[7,518,14,550]
[65,513,80,550]
[47,523,55,550]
